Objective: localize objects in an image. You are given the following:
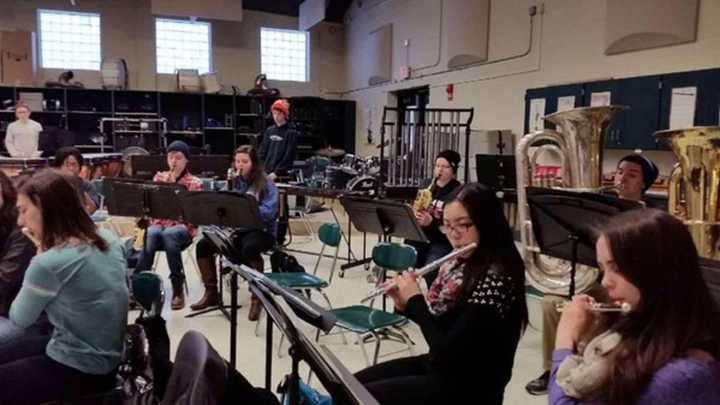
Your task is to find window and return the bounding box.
[155,18,211,74]
[38,9,101,70]
[261,27,309,82]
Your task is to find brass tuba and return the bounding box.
[655,126,720,259]
[515,106,627,295]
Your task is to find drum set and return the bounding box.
[299,148,381,196]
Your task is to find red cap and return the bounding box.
[271,99,290,116]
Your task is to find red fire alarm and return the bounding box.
[446,84,454,101]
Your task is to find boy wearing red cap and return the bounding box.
[258,99,298,181]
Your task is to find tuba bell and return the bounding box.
[655,126,720,259]
[515,105,627,295]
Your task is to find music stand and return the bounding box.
[129,155,165,179]
[475,154,516,190]
[526,187,643,297]
[187,155,232,179]
[339,196,428,309]
[104,178,186,220]
[227,262,378,405]
[104,179,188,288]
[178,191,264,319]
[339,196,428,243]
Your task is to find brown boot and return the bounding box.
[248,296,262,321]
[247,257,264,321]
[171,279,185,310]
[190,258,220,311]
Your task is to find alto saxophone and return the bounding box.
[413,177,436,213]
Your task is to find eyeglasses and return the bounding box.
[439,222,475,235]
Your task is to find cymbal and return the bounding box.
[316,147,345,158]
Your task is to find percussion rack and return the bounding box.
[98,117,168,152]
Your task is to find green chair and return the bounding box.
[131,272,165,317]
[367,242,417,309]
[317,242,417,366]
[312,223,342,283]
[254,271,333,357]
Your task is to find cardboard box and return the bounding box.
[0,30,37,86]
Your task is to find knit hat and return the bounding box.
[167,140,190,159]
[436,150,461,173]
[618,154,659,192]
[271,99,290,116]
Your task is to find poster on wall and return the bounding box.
[590,91,612,107]
[557,96,576,112]
[529,98,546,132]
[669,86,697,129]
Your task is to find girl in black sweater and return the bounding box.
[356,183,528,405]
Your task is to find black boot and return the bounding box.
[525,370,550,395]
[247,257,264,321]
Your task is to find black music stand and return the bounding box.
[228,262,378,405]
[339,196,428,309]
[526,187,643,297]
[178,191,264,319]
[104,178,187,221]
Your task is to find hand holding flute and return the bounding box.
[361,242,478,306]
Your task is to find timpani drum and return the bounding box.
[81,153,124,180]
[0,157,49,177]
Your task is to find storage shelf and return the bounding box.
[167,130,203,135]
[69,110,112,114]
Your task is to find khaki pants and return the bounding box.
[541,282,608,371]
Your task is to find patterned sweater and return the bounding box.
[151,170,203,237]
[402,262,524,405]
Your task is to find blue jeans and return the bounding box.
[0,318,52,365]
[136,225,192,282]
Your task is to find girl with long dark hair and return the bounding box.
[192,145,279,321]
[550,209,720,404]
[356,183,528,404]
[0,171,36,324]
[0,169,129,404]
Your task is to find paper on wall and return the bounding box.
[557,96,576,112]
[529,98,546,132]
[590,91,611,107]
[669,86,697,129]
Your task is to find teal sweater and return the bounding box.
[10,229,129,375]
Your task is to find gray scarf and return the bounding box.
[556,330,622,400]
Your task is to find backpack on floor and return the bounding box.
[270,250,305,273]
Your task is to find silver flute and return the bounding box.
[555,301,632,313]
[359,242,477,303]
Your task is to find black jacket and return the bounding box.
[0,226,36,317]
[258,124,298,176]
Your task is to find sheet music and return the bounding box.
[590,91,612,107]
[557,96,576,112]
[529,98,546,132]
[669,86,697,129]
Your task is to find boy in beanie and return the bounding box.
[258,99,298,181]
[135,140,203,310]
[614,153,659,201]
[407,149,463,286]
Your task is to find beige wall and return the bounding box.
[0,0,346,96]
[340,0,720,176]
